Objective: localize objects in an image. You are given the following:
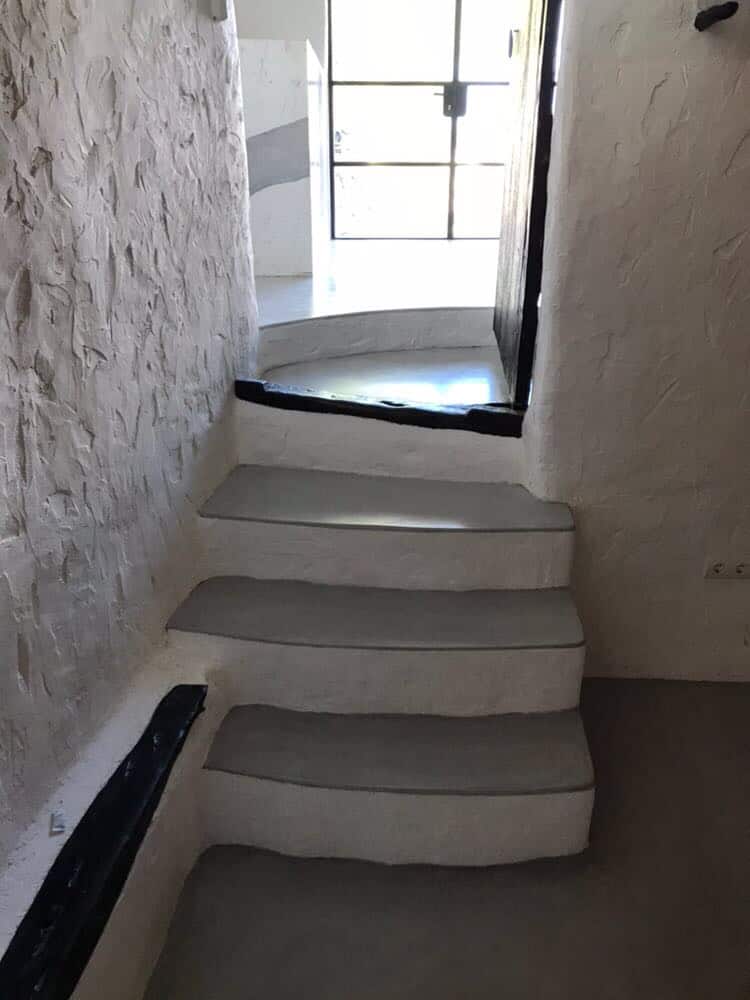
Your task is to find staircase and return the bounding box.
[168,403,594,866]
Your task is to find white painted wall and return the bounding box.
[241,40,313,276]
[235,0,328,68]
[240,39,311,138]
[527,0,750,680]
[0,0,257,864]
[240,40,328,276]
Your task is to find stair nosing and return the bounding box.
[198,509,574,534]
[168,621,586,651]
[202,764,595,797]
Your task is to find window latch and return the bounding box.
[442,82,468,118]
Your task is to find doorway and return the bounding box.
[246,0,561,431]
[329,0,518,239]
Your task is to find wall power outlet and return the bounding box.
[705,561,750,580]
[49,811,66,836]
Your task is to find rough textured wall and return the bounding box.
[0,0,256,860]
[527,0,750,679]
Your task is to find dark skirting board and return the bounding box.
[0,684,207,1000]
[235,379,525,438]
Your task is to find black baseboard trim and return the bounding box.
[235,379,525,437]
[0,684,207,1000]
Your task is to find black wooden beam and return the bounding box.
[235,379,525,438]
[0,685,207,1000]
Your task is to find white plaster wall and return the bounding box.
[250,177,314,276]
[240,39,309,138]
[240,39,321,275]
[0,0,257,864]
[235,0,328,68]
[527,0,750,679]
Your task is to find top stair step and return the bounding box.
[200,465,573,534]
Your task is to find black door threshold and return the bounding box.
[235,379,524,438]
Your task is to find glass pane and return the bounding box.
[333,86,451,163]
[334,166,450,237]
[459,0,515,82]
[331,0,456,82]
[455,86,513,164]
[453,166,504,237]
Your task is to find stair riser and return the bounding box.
[258,307,496,372]
[233,399,525,483]
[197,519,574,590]
[200,772,595,866]
[168,631,584,715]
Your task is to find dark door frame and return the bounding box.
[496,0,563,410]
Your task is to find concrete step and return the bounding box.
[201,465,572,533]
[262,346,509,407]
[167,577,585,715]
[200,705,595,865]
[256,307,497,372]
[169,577,582,650]
[232,397,525,484]
[197,465,574,589]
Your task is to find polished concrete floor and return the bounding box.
[256,239,499,326]
[263,346,509,406]
[146,680,750,1000]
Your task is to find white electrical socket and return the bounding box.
[705,561,749,580]
[50,811,66,836]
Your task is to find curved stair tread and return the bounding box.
[261,345,509,408]
[167,577,584,650]
[200,465,573,533]
[204,705,594,796]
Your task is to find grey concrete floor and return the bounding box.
[146,680,750,1000]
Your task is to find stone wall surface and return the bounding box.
[0,0,256,861]
[528,0,750,679]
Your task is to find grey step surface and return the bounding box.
[200,465,573,533]
[205,705,594,796]
[168,577,584,650]
[262,346,509,406]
